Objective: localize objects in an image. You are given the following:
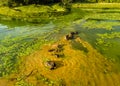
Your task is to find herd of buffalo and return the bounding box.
[44,31,79,70]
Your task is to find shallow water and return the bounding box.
[0,20,59,76]
[73,19,120,63]
[0,18,120,77]
[0,21,55,39]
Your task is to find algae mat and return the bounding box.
[0,37,119,86]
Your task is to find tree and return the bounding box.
[61,0,72,12]
[96,0,98,2]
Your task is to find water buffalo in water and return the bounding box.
[65,31,78,40]
[45,61,56,70]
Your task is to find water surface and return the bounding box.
[0,19,120,76]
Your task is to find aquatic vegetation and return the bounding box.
[0,3,120,86]
[36,74,56,86]
[15,79,34,86]
[81,19,120,30]
[96,32,120,45]
[88,13,120,20]
[0,23,62,77]
[71,4,120,68]
[73,3,120,9]
[97,32,120,39]
[10,36,117,86]
[96,32,120,48]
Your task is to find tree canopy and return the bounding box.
[74,0,120,3]
[1,0,120,7]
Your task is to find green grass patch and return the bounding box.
[0,4,66,22]
[72,3,120,9]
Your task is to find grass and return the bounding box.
[72,3,120,9]
[0,4,66,22]
[73,3,120,20]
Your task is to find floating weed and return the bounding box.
[56,78,66,86]
[15,79,34,86]
[96,32,120,46]
[36,74,55,86]
[82,20,120,30]
[0,27,59,77]
[0,3,120,86]
[97,32,120,39]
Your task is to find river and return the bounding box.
[0,19,120,76]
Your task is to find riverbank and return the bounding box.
[0,4,68,23]
[1,3,120,23]
[73,3,120,8]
